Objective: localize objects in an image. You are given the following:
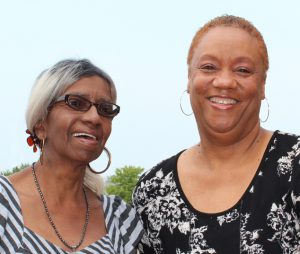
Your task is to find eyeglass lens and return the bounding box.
[67,95,119,117]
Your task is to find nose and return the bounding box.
[212,70,237,89]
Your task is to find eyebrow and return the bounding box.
[65,93,112,102]
[195,54,255,66]
[196,54,217,62]
[233,56,255,64]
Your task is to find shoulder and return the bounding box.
[102,195,143,254]
[0,175,20,208]
[0,175,24,252]
[102,195,136,219]
[269,130,300,190]
[272,131,300,152]
[132,151,184,210]
[265,131,300,221]
[270,131,300,169]
[265,131,300,168]
[136,150,184,186]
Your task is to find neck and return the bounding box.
[196,125,271,169]
[31,162,90,252]
[33,160,86,205]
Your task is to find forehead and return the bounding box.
[192,26,262,62]
[64,76,112,100]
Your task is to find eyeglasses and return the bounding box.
[51,94,120,118]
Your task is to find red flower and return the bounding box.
[26,129,38,153]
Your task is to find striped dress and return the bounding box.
[0,176,143,254]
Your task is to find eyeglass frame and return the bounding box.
[48,94,120,118]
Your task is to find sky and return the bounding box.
[1,0,300,176]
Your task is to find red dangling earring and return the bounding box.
[26,129,38,153]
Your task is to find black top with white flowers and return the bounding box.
[132,131,300,254]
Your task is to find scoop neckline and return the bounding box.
[23,226,110,253]
[173,130,278,217]
[2,177,111,253]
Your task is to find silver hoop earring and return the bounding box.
[180,89,193,116]
[260,98,270,123]
[88,147,111,174]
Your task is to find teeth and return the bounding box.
[73,133,97,140]
[209,97,237,105]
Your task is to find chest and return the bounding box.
[140,165,299,254]
[177,159,260,213]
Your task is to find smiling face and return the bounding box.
[188,26,266,137]
[36,76,114,166]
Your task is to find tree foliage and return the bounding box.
[105,166,144,203]
[1,163,29,176]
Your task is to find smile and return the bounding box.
[209,97,238,105]
[73,133,97,140]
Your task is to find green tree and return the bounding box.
[1,163,30,176]
[105,166,144,203]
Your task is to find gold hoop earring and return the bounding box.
[88,147,111,174]
[40,139,45,165]
[260,98,270,123]
[180,90,193,116]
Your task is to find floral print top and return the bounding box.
[132,131,300,254]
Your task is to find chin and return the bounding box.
[207,121,238,134]
[72,153,98,165]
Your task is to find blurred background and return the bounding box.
[1,0,299,177]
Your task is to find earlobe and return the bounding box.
[34,121,47,141]
[187,80,191,94]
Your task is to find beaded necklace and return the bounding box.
[31,163,90,251]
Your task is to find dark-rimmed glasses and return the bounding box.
[50,94,120,118]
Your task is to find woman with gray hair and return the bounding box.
[0,59,143,253]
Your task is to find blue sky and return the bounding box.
[1,0,300,175]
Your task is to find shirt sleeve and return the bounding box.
[0,182,9,238]
[107,195,144,254]
[132,178,158,254]
[0,176,24,253]
[291,153,300,215]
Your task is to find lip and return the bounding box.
[74,136,99,147]
[207,96,239,110]
[72,130,99,140]
[72,130,101,147]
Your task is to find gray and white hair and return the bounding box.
[26,59,117,132]
[26,59,117,195]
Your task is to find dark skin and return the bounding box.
[9,166,107,250]
[177,27,273,214]
[9,76,113,251]
[178,126,272,213]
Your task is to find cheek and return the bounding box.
[189,75,210,97]
[102,121,113,139]
[241,79,263,100]
[44,109,75,141]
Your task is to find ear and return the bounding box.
[187,82,191,94]
[34,121,47,141]
[260,72,267,100]
[260,82,266,100]
[187,66,195,94]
